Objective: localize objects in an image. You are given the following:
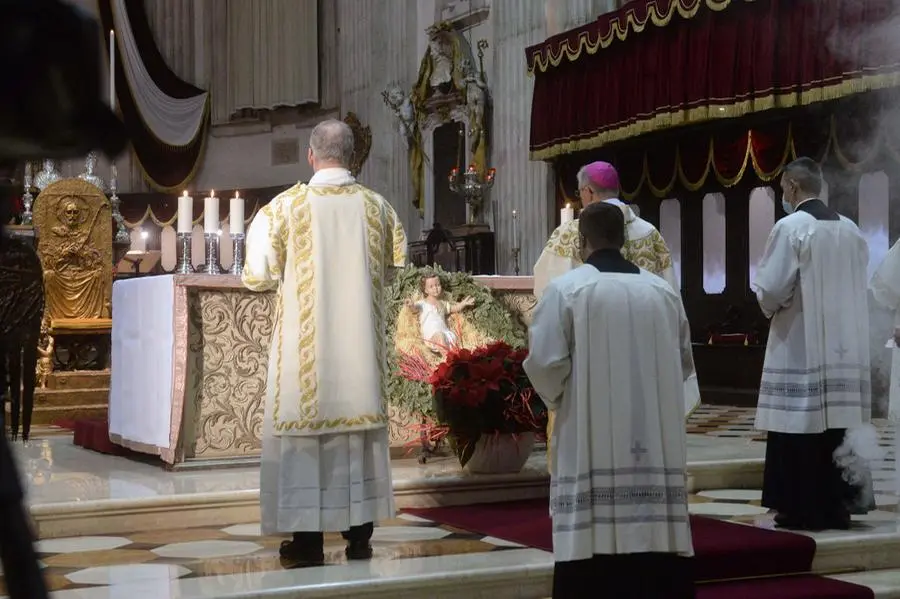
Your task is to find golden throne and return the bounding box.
[33,178,112,381]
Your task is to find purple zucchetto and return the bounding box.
[583,161,619,191]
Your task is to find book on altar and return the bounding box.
[116,250,161,274]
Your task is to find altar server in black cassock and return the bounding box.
[754,157,874,531]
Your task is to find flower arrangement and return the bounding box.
[399,340,546,467]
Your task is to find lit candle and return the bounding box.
[109,30,115,110]
[560,202,575,224]
[230,191,245,235]
[177,190,193,233]
[204,190,219,233]
[512,209,519,249]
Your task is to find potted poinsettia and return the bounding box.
[400,340,546,473]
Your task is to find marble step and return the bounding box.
[33,387,109,407]
[46,370,110,390]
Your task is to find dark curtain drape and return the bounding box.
[553,91,900,208]
[97,0,209,191]
[528,0,900,161]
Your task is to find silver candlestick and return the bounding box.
[511,247,521,276]
[204,233,221,274]
[175,232,194,274]
[230,233,245,275]
[109,166,129,244]
[21,167,33,225]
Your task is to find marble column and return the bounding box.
[337,0,421,241]
[491,0,553,275]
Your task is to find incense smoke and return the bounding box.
[833,424,885,511]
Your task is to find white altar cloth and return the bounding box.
[109,275,176,449]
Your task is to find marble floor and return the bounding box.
[5,405,900,598]
[8,486,900,598]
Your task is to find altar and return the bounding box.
[109,273,536,468]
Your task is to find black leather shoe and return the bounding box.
[279,540,325,567]
[345,541,373,560]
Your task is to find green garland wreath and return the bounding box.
[386,265,528,420]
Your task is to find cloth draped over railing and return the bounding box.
[527,0,900,161]
[552,92,900,203]
[98,0,210,190]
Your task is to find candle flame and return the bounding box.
[210,190,215,197]
[234,191,240,199]
[182,190,188,197]
[566,202,571,209]
[512,210,518,217]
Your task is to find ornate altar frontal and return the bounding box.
[109,274,535,468]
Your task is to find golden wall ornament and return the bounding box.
[33,178,113,376]
[343,112,372,177]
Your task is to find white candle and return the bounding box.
[109,30,115,110]
[177,190,193,233]
[204,191,219,233]
[512,209,519,249]
[560,202,575,224]
[230,192,245,235]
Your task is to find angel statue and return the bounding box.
[462,62,488,154]
[382,84,417,148]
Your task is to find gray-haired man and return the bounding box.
[243,119,408,564]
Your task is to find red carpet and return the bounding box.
[404,500,873,598]
[61,419,130,457]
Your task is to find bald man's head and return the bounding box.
[308,119,355,171]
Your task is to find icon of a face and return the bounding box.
[63,201,80,226]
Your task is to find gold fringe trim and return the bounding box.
[607,108,900,200]
[527,0,751,75]
[534,71,900,163]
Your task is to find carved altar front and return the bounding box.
[109,274,535,468]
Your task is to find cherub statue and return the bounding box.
[382,84,417,148]
[405,273,476,351]
[35,324,54,389]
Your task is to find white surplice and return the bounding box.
[871,239,900,420]
[242,167,408,533]
[753,205,871,434]
[532,199,699,422]
[524,265,694,563]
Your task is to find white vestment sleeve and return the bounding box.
[676,298,695,383]
[659,265,680,293]
[752,221,799,319]
[241,203,285,292]
[533,250,579,300]
[523,283,572,411]
[872,240,900,313]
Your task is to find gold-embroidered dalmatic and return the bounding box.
[242,169,407,437]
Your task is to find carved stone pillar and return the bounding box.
[338,0,421,241]
[491,0,553,275]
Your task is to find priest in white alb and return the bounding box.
[533,161,700,471]
[242,119,408,565]
[524,202,695,599]
[754,157,874,531]
[871,239,900,419]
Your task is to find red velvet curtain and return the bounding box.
[553,91,900,205]
[528,0,899,160]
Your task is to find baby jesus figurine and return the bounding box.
[405,274,476,351]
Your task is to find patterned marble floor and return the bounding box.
[5,406,898,598]
[6,487,899,597]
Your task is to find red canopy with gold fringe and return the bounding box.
[527,0,900,161]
